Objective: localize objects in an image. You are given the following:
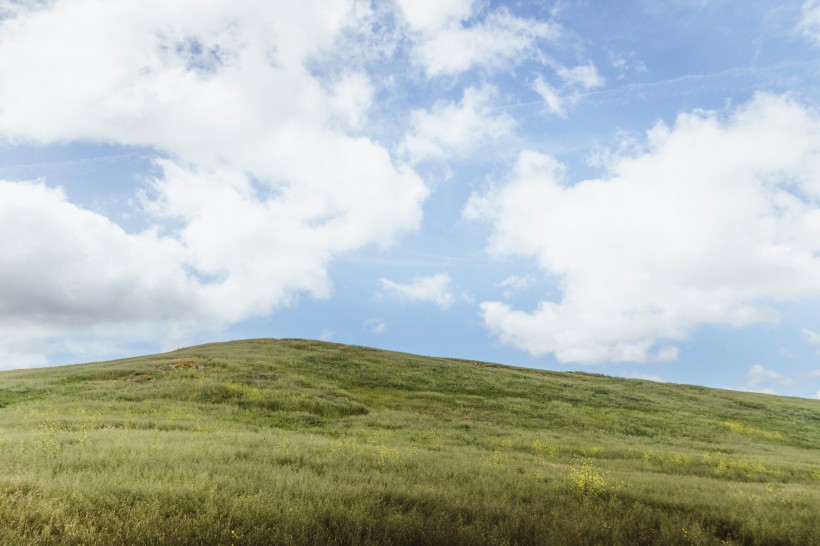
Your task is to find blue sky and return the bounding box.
[2,0,820,399]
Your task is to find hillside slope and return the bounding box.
[0,339,817,545]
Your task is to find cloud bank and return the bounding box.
[0,0,428,364]
[467,93,820,363]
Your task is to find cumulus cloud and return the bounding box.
[466,93,820,363]
[400,85,515,163]
[556,63,605,90]
[0,181,200,325]
[0,0,428,360]
[329,72,375,130]
[409,9,559,77]
[733,364,794,395]
[748,364,793,387]
[0,178,237,367]
[379,273,456,309]
[396,0,475,32]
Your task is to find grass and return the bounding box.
[0,338,817,545]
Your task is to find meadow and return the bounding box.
[0,338,817,545]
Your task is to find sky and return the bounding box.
[1,0,820,399]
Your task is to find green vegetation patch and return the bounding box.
[0,338,817,545]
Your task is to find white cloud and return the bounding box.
[363,319,387,334]
[532,76,566,117]
[557,63,605,89]
[466,93,820,363]
[329,72,374,130]
[500,275,534,290]
[380,273,455,309]
[412,10,559,77]
[396,0,474,32]
[812,389,820,399]
[400,85,515,163]
[0,181,199,326]
[0,179,219,365]
[608,50,648,79]
[802,328,820,344]
[748,364,793,387]
[0,1,428,359]
[0,344,49,370]
[499,274,534,299]
[533,63,604,118]
[586,130,645,170]
[801,0,820,45]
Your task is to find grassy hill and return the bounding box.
[0,339,817,545]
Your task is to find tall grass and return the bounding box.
[0,339,817,544]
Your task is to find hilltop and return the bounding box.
[0,339,817,545]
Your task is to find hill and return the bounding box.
[0,339,817,545]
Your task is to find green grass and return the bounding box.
[0,338,817,545]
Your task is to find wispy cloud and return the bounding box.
[801,328,820,344]
[748,364,792,387]
[379,273,456,309]
[499,274,534,299]
[801,0,820,45]
[732,386,778,395]
[608,50,648,79]
[363,319,387,334]
[728,364,795,396]
[532,76,567,117]
[500,275,534,290]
